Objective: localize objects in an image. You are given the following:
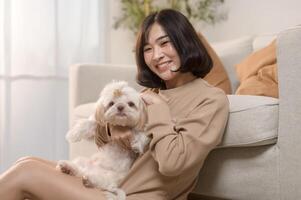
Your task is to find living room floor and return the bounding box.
[188,193,230,200]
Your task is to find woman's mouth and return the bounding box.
[156,61,172,72]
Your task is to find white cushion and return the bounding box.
[218,95,279,148]
[72,102,96,120]
[212,36,254,93]
[253,33,277,51]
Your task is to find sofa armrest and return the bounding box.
[69,63,139,124]
[277,26,301,198]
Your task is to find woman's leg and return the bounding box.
[14,156,57,167]
[0,158,106,200]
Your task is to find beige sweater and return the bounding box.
[116,78,229,200]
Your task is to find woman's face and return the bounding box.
[143,23,183,88]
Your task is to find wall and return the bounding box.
[107,0,301,65]
[106,1,136,65]
[202,0,301,42]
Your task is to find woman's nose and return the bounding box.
[153,46,164,61]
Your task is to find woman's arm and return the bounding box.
[142,90,229,176]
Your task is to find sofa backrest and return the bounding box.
[211,33,277,93]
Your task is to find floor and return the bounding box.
[188,193,230,200]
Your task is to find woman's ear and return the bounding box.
[135,100,148,130]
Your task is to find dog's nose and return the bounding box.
[117,105,124,111]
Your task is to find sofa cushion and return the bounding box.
[235,40,278,98]
[73,95,279,148]
[212,36,254,93]
[218,95,278,148]
[72,102,96,121]
[252,33,277,51]
[199,32,232,94]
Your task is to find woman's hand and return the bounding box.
[109,125,133,150]
[140,90,167,105]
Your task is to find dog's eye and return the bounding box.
[108,101,114,107]
[128,101,135,107]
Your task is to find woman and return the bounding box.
[0,9,229,200]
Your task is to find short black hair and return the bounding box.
[135,9,213,89]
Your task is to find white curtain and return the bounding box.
[0,0,106,172]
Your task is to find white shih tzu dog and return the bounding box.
[56,81,150,200]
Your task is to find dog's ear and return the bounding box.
[94,102,105,125]
[95,123,110,147]
[94,102,110,147]
[135,100,148,130]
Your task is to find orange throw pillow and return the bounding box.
[199,33,232,94]
[235,40,278,98]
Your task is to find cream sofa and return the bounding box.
[68,26,301,200]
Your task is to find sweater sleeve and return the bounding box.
[145,92,229,176]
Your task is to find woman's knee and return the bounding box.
[11,159,50,189]
[14,156,41,165]
[13,159,48,180]
[14,159,40,174]
[14,156,56,167]
[1,159,41,188]
[3,160,48,198]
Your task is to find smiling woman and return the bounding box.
[0,0,106,173]
[136,9,212,90]
[143,23,183,88]
[132,9,229,199]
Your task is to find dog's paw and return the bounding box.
[82,176,95,188]
[56,160,76,176]
[131,144,142,155]
[104,191,119,200]
[66,119,97,143]
[131,133,150,154]
[105,188,126,200]
[65,129,82,143]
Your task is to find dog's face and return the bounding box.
[95,81,146,128]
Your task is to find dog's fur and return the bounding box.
[56,81,150,200]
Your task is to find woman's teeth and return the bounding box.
[170,66,178,71]
[157,61,171,71]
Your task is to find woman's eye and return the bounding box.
[143,47,152,52]
[128,101,135,107]
[160,40,169,46]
